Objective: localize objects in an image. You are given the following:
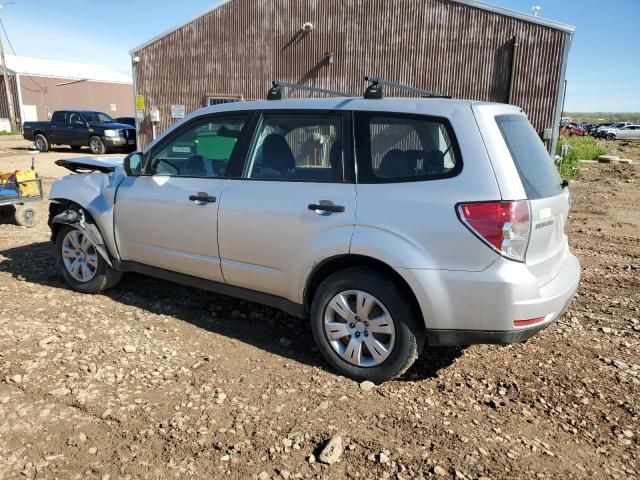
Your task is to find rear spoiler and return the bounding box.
[55,157,124,174]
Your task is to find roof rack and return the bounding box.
[364,76,451,99]
[267,81,353,100]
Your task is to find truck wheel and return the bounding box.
[14,205,38,227]
[34,133,50,152]
[89,136,106,155]
[310,267,425,383]
[55,224,122,293]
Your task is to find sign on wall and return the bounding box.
[171,105,186,119]
[135,95,145,111]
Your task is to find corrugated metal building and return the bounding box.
[130,0,574,152]
[0,55,134,127]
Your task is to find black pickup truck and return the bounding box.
[23,110,136,154]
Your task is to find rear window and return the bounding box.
[495,114,561,199]
[354,112,461,183]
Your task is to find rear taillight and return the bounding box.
[457,201,531,262]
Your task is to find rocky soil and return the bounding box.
[0,163,638,479]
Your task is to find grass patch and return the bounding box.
[0,131,20,136]
[555,135,609,179]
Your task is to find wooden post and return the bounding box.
[0,24,18,132]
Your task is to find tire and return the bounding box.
[89,136,106,155]
[310,267,425,383]
[606,133,615,140]
[34,133,50,152]
[14,205,38,227]
[70,145,83,151]
[55,223,122,293]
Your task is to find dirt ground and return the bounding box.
[0,139,638,479]
[0,135,126,179]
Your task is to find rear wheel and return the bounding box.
[310,267,424,383]
[89,136,106,155]
[55,224,122,293]
[14,205,38,227]
[606,133,615,140]
[34,133,49,152]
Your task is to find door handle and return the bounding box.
[308,203,345,213]
[189,192,217,203]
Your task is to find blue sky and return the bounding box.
[1,0,638,112]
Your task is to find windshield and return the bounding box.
[82,112,115,124]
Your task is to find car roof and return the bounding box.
[197,97,501,115]
[145,97,522,152]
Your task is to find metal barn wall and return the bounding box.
[18,75,134,121]
[0,74,20,124]
[132,0,568,150]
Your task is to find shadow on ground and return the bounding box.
[0,240,465,381]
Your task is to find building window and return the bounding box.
[204,94,243,107]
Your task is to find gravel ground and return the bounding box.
[0,163,638,479]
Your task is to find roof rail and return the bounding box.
[364,76,451,99]
[267,81,353,100]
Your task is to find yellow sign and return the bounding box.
[135,95,145,111]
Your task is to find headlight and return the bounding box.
[104,129,118,137]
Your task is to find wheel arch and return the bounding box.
[303,254,424,327]
[49,199,114,268]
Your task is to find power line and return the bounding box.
[0,15,45,93]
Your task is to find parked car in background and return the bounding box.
[560,123,588,136]
[115,117,136,127]
[603,124,640,140]
[46,96,580,382]
[23,110,136,154]
[594,122,633,138]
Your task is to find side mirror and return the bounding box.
[124,152,143,176]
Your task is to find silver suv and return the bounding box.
[48,95,580,382]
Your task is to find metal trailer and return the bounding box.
[0,176,43,227]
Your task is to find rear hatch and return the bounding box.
[473,104,570,286]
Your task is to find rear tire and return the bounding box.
[55,223,122,293]
[310,267,424,383]
[14,205,38,227]
[34,133,50,152]
[89,136,106,155]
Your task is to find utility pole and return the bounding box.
[0,4,18,132]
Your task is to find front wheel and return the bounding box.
[310,267,424,383]
[89,136,106,155]
[55,224,122,293]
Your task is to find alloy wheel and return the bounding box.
[323,289,396,367]
[61,230,99,282]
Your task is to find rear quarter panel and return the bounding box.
[351,103,502,272]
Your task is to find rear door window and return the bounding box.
[244,113,345,182]
[495,114,561,199]
[354,112,461,183]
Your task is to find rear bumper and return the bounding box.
[397,249,581,345]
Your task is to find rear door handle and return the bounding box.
[308,203,345,213]
[189,192,217,203]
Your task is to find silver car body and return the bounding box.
[611,125,640,139]
[49,98,580,344]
